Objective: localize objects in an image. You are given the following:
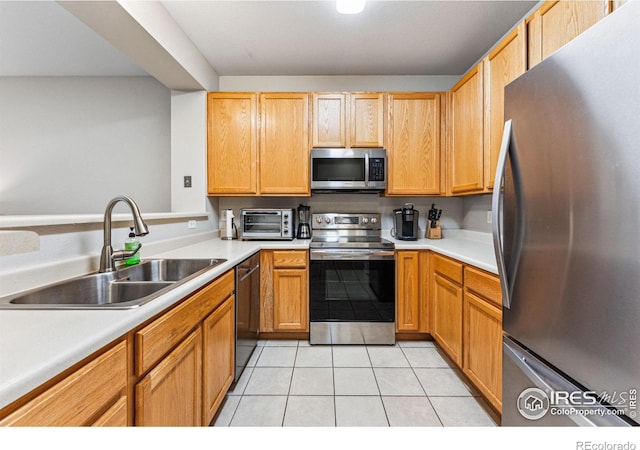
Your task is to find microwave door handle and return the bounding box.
[364,153,369,187]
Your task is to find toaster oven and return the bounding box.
[239,208,295,240]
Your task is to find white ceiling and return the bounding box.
[0,0,537,79]
[162,0,537,76]
[0,1,148,76]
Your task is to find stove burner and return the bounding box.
[310,213,394,250]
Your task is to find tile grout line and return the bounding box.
[279,340,300,426]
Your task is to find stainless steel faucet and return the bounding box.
[99,195,149,273]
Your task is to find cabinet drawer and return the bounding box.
[273,250,308,269]
[432,253,463,285]
[91,396,128,426]
[135,270,234,376]
[0,340,127,426]
[464,266,501,308]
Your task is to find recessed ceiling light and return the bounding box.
[336,0,366,15]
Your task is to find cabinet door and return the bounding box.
[527,0,608,68]
[312,93,346,147]
[350,93,385,147]
[0,341,127,426]
[259,93,310,195]
[396,251,429,332]
[135,329,202,426]
[273,269,309,331]
[464,291,503,411]
[483,22,526,191]
[431,273,463,366]
[202,295,235,425]
[207,93,258,195]
[387,93,442,195]
[448,63,484,195]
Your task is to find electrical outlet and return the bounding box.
[487,211,492,224]
[184,176,192,188]
[188,220,196,229]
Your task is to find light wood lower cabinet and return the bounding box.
[260,249,309,333]
[430,253,464,366]
[395,250,429,333]
[202,295,235,425]
[427,252,503,413]
[0,340,128,426]
[463,266,503,411]
[134,269,235,427]
[135,328,203,426]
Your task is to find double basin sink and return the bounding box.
[0,258,227,309]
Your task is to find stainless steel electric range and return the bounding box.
[309,213,396,345]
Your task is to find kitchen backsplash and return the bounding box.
[461,194,493,234]
[218,195,465,233]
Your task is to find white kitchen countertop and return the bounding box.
[0,231,496,410]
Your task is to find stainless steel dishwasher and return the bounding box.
[234,252,260,382]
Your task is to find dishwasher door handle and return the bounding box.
[238,264,260,281]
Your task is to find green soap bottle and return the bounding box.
[125,227,140,266]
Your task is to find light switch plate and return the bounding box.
[184,176,192,188]
[487,211,492,224]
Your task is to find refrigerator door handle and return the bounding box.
[492,120,513,309]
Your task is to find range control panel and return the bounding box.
[312,213,381,230]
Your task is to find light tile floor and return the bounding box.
[213,339,499,427]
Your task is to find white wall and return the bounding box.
[171,90,208,212]
[219,75,460,92]
[0,76,171,214]
[462,194,493,233]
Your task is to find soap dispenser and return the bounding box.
[125,227,141,266]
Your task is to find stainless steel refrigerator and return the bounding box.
[493,2,640,427]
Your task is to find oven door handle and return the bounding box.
[310,249,395,260]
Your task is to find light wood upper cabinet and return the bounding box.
[387,93,443,195]
[483,22,527,191]
[610,0,628,11]
[447,63,485,195]
[311,92,385,148]
[396,250,429,333]
[527,0,608,68]
[207,93,258,195]
[350,93,385,147]
[259,93,310,195]
[312,93,347,147]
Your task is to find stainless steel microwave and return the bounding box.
[239,208,295,240]
[310,148,387,192]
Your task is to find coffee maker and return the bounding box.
[220,209,237,240]
[297,204,311,239]
[392,203,419,241]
